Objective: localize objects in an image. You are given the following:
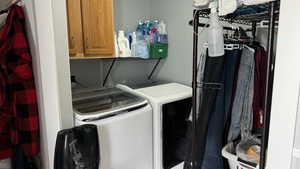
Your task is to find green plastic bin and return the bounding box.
[150,43,168,59]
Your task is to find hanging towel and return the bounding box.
[0,5,39,160]
[240,0,276,6]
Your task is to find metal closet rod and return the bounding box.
[189,20,253,32]
[190,1,278,169]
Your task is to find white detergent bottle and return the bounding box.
[118,31,131,57]
[131,32,138,57]
[207,2,225,57]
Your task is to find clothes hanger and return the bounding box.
[0,9,9,15]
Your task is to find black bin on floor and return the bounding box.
[54,124,100,169]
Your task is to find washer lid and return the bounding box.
[73,87,147,118]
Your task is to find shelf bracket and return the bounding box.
[148,58,162,80]
[102,58,117,86]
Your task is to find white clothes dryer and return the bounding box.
[118,83,192,169]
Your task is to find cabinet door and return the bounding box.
[66,0,84,57]
[81,0,114,56]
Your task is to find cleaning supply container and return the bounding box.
[222,143,259,169]
[150,43,168,59]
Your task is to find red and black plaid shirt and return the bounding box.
[0,5,39,159]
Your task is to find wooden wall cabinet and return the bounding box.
[66,0,115,58]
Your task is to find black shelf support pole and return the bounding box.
[260,1,277,169]
[191,9,200,169]
[148,58,162,80]
[252,21,257,40]
[103,59,117,86]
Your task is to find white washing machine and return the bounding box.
[73,87,153,169]
[118,83,192,169]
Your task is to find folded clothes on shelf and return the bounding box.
[219,0,241,16]
[240,0,276,6]
[215,0,277,16]
[193,0,211,8]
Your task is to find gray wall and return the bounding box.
[102,60,156,86]
[70,59,103,87]
[70,58,157,87]
[114,0,151,32]
[151,1,208,86]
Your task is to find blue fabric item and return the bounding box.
[225,4,269,18]
[201,49,241,169]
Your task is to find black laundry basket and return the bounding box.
[54,124,100,169]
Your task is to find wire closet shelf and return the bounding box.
[193,2,280,25]
[190,1,280,169]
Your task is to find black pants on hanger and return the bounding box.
[202,49,242,169]
[184,54,225,169]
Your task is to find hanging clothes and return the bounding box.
[0,5,39,160]
[11,145,38,169]
[253,45,267,131]
[201,49,242,169]
[228,46,256,142]
[184,52,225,169]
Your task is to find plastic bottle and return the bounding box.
[128,32,133,49]
[131,32,138,57]
[158,21,168,44]
[207,6,225,57]
[135,40,149,59]
[133,31,149,59]
[118,31,131,57]
[158,20,167,35]
[114,33,119,57]
[153,20,160,29]
[137,20,143,32]
[145,20,151,35]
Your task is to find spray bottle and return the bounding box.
[158,20,168,44]
[207,2,225,57]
